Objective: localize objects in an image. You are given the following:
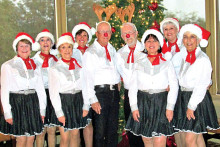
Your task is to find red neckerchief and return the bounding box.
[168,39,180,53]
[148,53,166,65]
[17,55,36,70]
[77,46,88,53]
[40,52,58,68]
[104,45,111,62]
[127,46,136,63]
[62,58,82,70]
[185,48,197,65]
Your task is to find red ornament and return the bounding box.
[148,2,158,11]
[111,27,116,33]
[150,20,160,30]
[126,34,130,38]
[104,32,108,37]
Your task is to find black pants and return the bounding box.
[92,85,120,147]
[124,89,144,147]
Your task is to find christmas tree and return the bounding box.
[93,0,165,143]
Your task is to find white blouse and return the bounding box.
[82,40,121,104]
[116,40,144,89]
[32,51,57,88]
[178,47,212,111]
[49,59,89,118]
[129,53,179,112]
[72,48,83,66]
[1,56,47,119]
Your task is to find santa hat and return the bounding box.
[160,18,180,34]
[12,32,40,52]
[141,29,164,47]
[72,22,95,44]
[57,32,75,49]
[177,24,211,48]
[34,29,55,51]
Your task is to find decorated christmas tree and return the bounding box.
[93,0,165,143]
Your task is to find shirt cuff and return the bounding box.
[4,112,12,120]
[166,103,175,111]
[55,110,64,118]
[187,103,197,111]
[90,96,98,104]
[83,104,90,111]
[40,109,46,117]
[130,104,138,112]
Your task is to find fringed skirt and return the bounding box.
[125,90,174,138]
[44,89,56,127]
[0,93,44,136]
[174,90,220,133]
[50,92,91,131]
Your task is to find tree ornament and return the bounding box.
[111,27,116,33]
[148,1,158,11]
[150,20,160,30]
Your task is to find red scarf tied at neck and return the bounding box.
[127,46,136,63]
[17,55,36,70]
[62,58,82,70]
[185,48,197,65]
[104,45,111,62]
[148,53,166,65]
[168,39,180,53]
[40,52,58,68]
[77,46,88,53]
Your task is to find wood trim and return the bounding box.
[55,0,67,40]
[205,0,219,97]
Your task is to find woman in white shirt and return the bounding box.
[0,32,46,147]
[32,29,58,147]
[49,32,91,147]
[174,24,219,147]
[125,29,179,147]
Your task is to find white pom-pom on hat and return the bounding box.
[12,32,37,52]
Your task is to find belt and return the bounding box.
[60,89,81,94]
[95,84,117,91]
[141,89,167,94]
[180,86,193,91]
[10,89,36,95]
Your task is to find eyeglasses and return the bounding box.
[97,31,112,34]
[122,31,136,36]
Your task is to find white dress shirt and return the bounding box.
[178,47,212,111]
[116,40,144,89]
[32,51,57,88]
[82,39,121,104]
[1,56,47,119]
[49,59,88,117]
[129,53,179,112]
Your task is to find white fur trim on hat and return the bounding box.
[72,23,95,43]
[160,18,180,34]
[57,34,75,49]
[12,32,37,52]
[177,24,202,47]
[141,29,164,47]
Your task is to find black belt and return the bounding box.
[95,84,117,90]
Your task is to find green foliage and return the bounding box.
[101,0,165,50]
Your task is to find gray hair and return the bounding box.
[96,21,111,32]
[162,21,178,30]
[120,22,137,34]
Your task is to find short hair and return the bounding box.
[121,22,137,34]
[16,39,32,51]
[162,21,178,30]
[96,21,111,32]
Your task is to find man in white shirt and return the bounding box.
[116,22,144,147]
[82,21,121,147]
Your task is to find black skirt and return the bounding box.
[174,90,220,133]
[125,90,174,138]
[50,92,91,130]
[0,92,44,136]
[44,89,56,127]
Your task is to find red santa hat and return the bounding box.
[57,32,75,49]
[72,22,95,44]
[34,29,55,51]
[160,18,180,34]
[177,24,211,48]
[12,32,40,52]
